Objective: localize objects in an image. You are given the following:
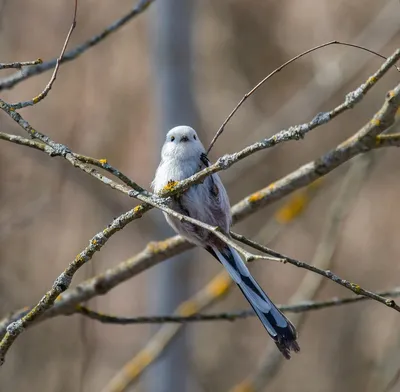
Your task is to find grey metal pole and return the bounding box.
[147,0,197,391]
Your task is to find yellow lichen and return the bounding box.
[275,192,309,224]
[350,283,361,294]
[207,275,231,296]
[36,58,43,64]
[91,239,97,245]
[126,352,153,378]
[231,381,256,392]
[178,302,198,316]
[75,255,84,263]
[367,76,377,85]
[55,295,63,303]
[99,158,107,164]
[371,118,381,127]
[162,180,178,192]
[147,239,172,254]
[248,192,264,203]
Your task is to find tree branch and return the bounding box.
[160,49,400,199]
[230,153,374,392]
[0,59,42,70]
[0,42,399,366]
[0,0,154,91]
[74,286,400,324]
[10,0,78,109]
[207,42,400,153]
[0,207,145,365]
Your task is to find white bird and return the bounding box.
[152,125,300,359]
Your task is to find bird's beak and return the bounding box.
[180,135,189,142]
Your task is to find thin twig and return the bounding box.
[0,57,399,366]
[231,231,400,311]
[1,50,399,220]
[0,81,399,350]
[207,42,400,153]
[99,187,317,392]
[163,49,400,199]
[0,0,154,91]
[0,207,143,365]
[0,59,43,70]
[10,0,78,109]
[75,286,400,324]
[0,131,54,155]
[101,271,233,392]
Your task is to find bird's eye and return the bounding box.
[170,136,175,142]
[193,135,197,140]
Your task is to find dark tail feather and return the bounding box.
[208,245,300,359]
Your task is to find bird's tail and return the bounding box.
[209,244,300,359]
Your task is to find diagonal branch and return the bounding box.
[0,207,145,365]
[230,153,374,392]
[160,49,400,199]
[10,0,78,109]
[0,54,399,367]
[231,232,400,312]
[0,82,399,349]
[207,42,400,153]
[0,0,154,91]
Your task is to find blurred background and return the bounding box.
[0,0,399,391]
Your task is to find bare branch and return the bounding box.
[0,185,317,339]
[0,131,54,155]
[231,81,400,223]
[0,81,399,353]
[10,0,78,109]
[0,207,144,365]
[101,271,233,392]
[74,286,400,324]
[231,232,400,312]
[0,47,399,366]
[230,153,373,391]
[0,59,42,70]
[161,49,400,199]
[207,43,400,153]
[0,0,154,91]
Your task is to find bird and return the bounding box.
[152,125,300,359]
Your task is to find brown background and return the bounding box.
[0,0,399,391]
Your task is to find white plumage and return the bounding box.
[152,125,300,359]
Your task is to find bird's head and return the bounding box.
[161,126,205,161]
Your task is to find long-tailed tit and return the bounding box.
[152,125,300,359]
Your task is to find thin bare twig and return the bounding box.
[75,286,400,325]
[0,0,154,91]
[0,50,399,366]
[0,81,399,355]
[207,42,400,153]
[163,49,400,199]
[0,207,144,365]
[231,232,400,312]
[10,0,78,109]
[0,59,43,70]
[99,187,318,392]
[101,271,233,392]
